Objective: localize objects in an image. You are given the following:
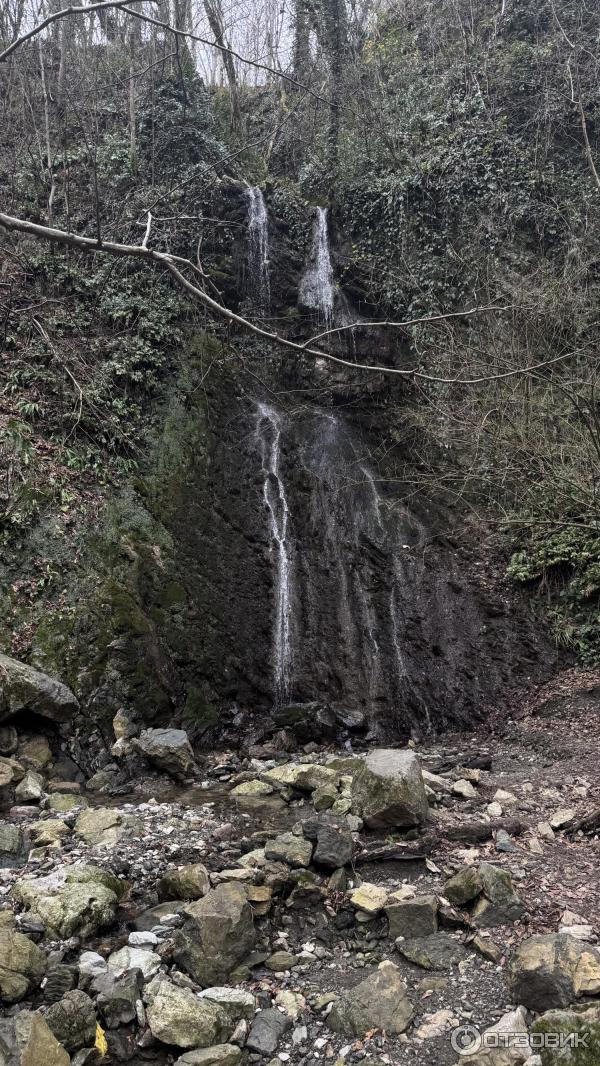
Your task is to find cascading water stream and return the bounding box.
[299,207,335,326]
[246,186,270,313]
[255,402,292,706]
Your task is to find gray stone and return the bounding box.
[158,864,210,901]
[175,1046,242,1066]
[313,824,354,869]
[0,654,79,723]
[107,945,161,981]
[133,728,195,778]
[173,883,255,986]
[443,865,483,907]
[0,928,46,1003]
[147,982,228,1048]
[246,1008,291,1055]
[264,832,313,868]
[93,968,143,1028]
[15,771,45,804]
[0,823,24,857]
[472,862,525,927]
[44,989,97,1052]
[395,933,468,970]
[386,895,438,939]
[13,864,120,938]
[327,960,413,1037]
[0,1010,70,1066]
[351,749,428,829]
[198,987,255,1024]
[531,1005,600,1064]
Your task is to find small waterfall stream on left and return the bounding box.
[255,402,292,706]
[246,186,270,313]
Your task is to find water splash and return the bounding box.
[246,186,270,313]
[255,402,292,705]
[299,207,334,325]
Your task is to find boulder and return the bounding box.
[0,654,78,723]
[93,969,143,1028]
[0,929,46,1003]
[15,771,45,804]
[46,792,86,813]
[198,987,255,1025]
[29,820,69,846]
[0,1010,70,1066]
[272,702,336,740]
[13,864,120,939]
[386,895,438,939]
[396,933,468,970]
[327,960,413,1037]
[351,749,428,829]
[264,832,313,868]
[158,864,210,901]
[312,824,354,869]
[350,883,389,915]
[107,945,161,981]
[133,728,195,778]
[510,933,600,1011]
[44,989,97,1052]
[74,807,136,847]
[231,780,274,797]
[262,763,339,793]
[246,1008,291,1055]
[173,883,255,987]
[461,1006,530,1065]
[472,863,525,927]
[147,982,229,1049]
[531,1005,600,1065]
[444,865,483,907]
[0,757,25,788]
[175,1047,242,1066]
[0,823,24,861]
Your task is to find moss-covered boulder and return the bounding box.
[351,749,428,829]
[12,864,122,938]
[532,1006,600,1064]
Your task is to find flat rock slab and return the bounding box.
[395,933,468,970]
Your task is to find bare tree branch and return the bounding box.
[0,0,348,116]
[0,0,153,62]
[0,210,580,385]
[304,307,515,347]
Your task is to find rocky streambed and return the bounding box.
[2,658,600,1065]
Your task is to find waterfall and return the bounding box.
[299,207,335,325]
[255,402,292,705]
[246,186,270,313]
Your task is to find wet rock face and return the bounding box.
[155,391,549,742]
